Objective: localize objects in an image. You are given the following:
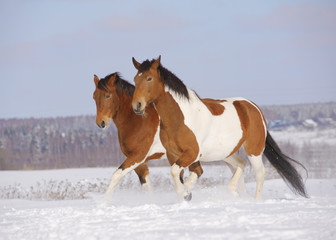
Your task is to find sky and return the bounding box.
[0,0,335,119]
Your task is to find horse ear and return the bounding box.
[94,75,99,86]
[132,57,140,70]
[152,55,161,69]
[107,74,116,87]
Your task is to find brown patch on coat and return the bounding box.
[201,98,226,116]
[231,100,267,157]
[155,92,200,168]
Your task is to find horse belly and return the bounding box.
[195,103,243,161]
[200,123,242,161]
[175,90,243,162]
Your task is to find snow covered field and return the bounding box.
[1,166,336,240]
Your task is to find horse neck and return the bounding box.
[154,90,187,129]
[112,92,134,126]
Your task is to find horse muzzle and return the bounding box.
[96,119,109,129]
[133,101,145,115]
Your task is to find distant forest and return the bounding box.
[0,102,335,170]
[0,117,123,170]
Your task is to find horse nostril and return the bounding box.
[137,102,141,110]
[101,120,106,128]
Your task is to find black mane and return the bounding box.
[98,72,135,96]
[138,59,189,99]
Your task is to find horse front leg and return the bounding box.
[166,153,186,184]
[105,156,145,194]
[171,163,186,202]
[184,161,203,201]
[171,149,198,202]
[167,153,184,201]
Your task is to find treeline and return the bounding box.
[0,102,335,170]
[0,116,124,170]
[261,102,336,124]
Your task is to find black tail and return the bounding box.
[264,131,308,198]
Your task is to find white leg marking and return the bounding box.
[237,173,247,194]
[105,162,142,194]
[184,172,198,193]
[248,155,265,200]
[105,169,125,194]
[171,164,186,201]
[225,154,246,195]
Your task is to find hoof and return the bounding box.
[184,192,192,201]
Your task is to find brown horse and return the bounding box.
[131,56,308,200]
[93,73,204,197]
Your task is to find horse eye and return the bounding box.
[147,77,152,82]
[106,94,111,99]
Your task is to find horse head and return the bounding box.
[132,56,164,115]
[93,73,119,129]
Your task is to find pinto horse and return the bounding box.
[131,56,308,200]
[94,73,246,199]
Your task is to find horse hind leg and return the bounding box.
[248,154,266,200]
[225,154,246,196]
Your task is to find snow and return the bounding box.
[1,167,336,240]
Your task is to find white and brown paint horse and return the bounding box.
[93,73,246,199]
[131,56,308,200]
